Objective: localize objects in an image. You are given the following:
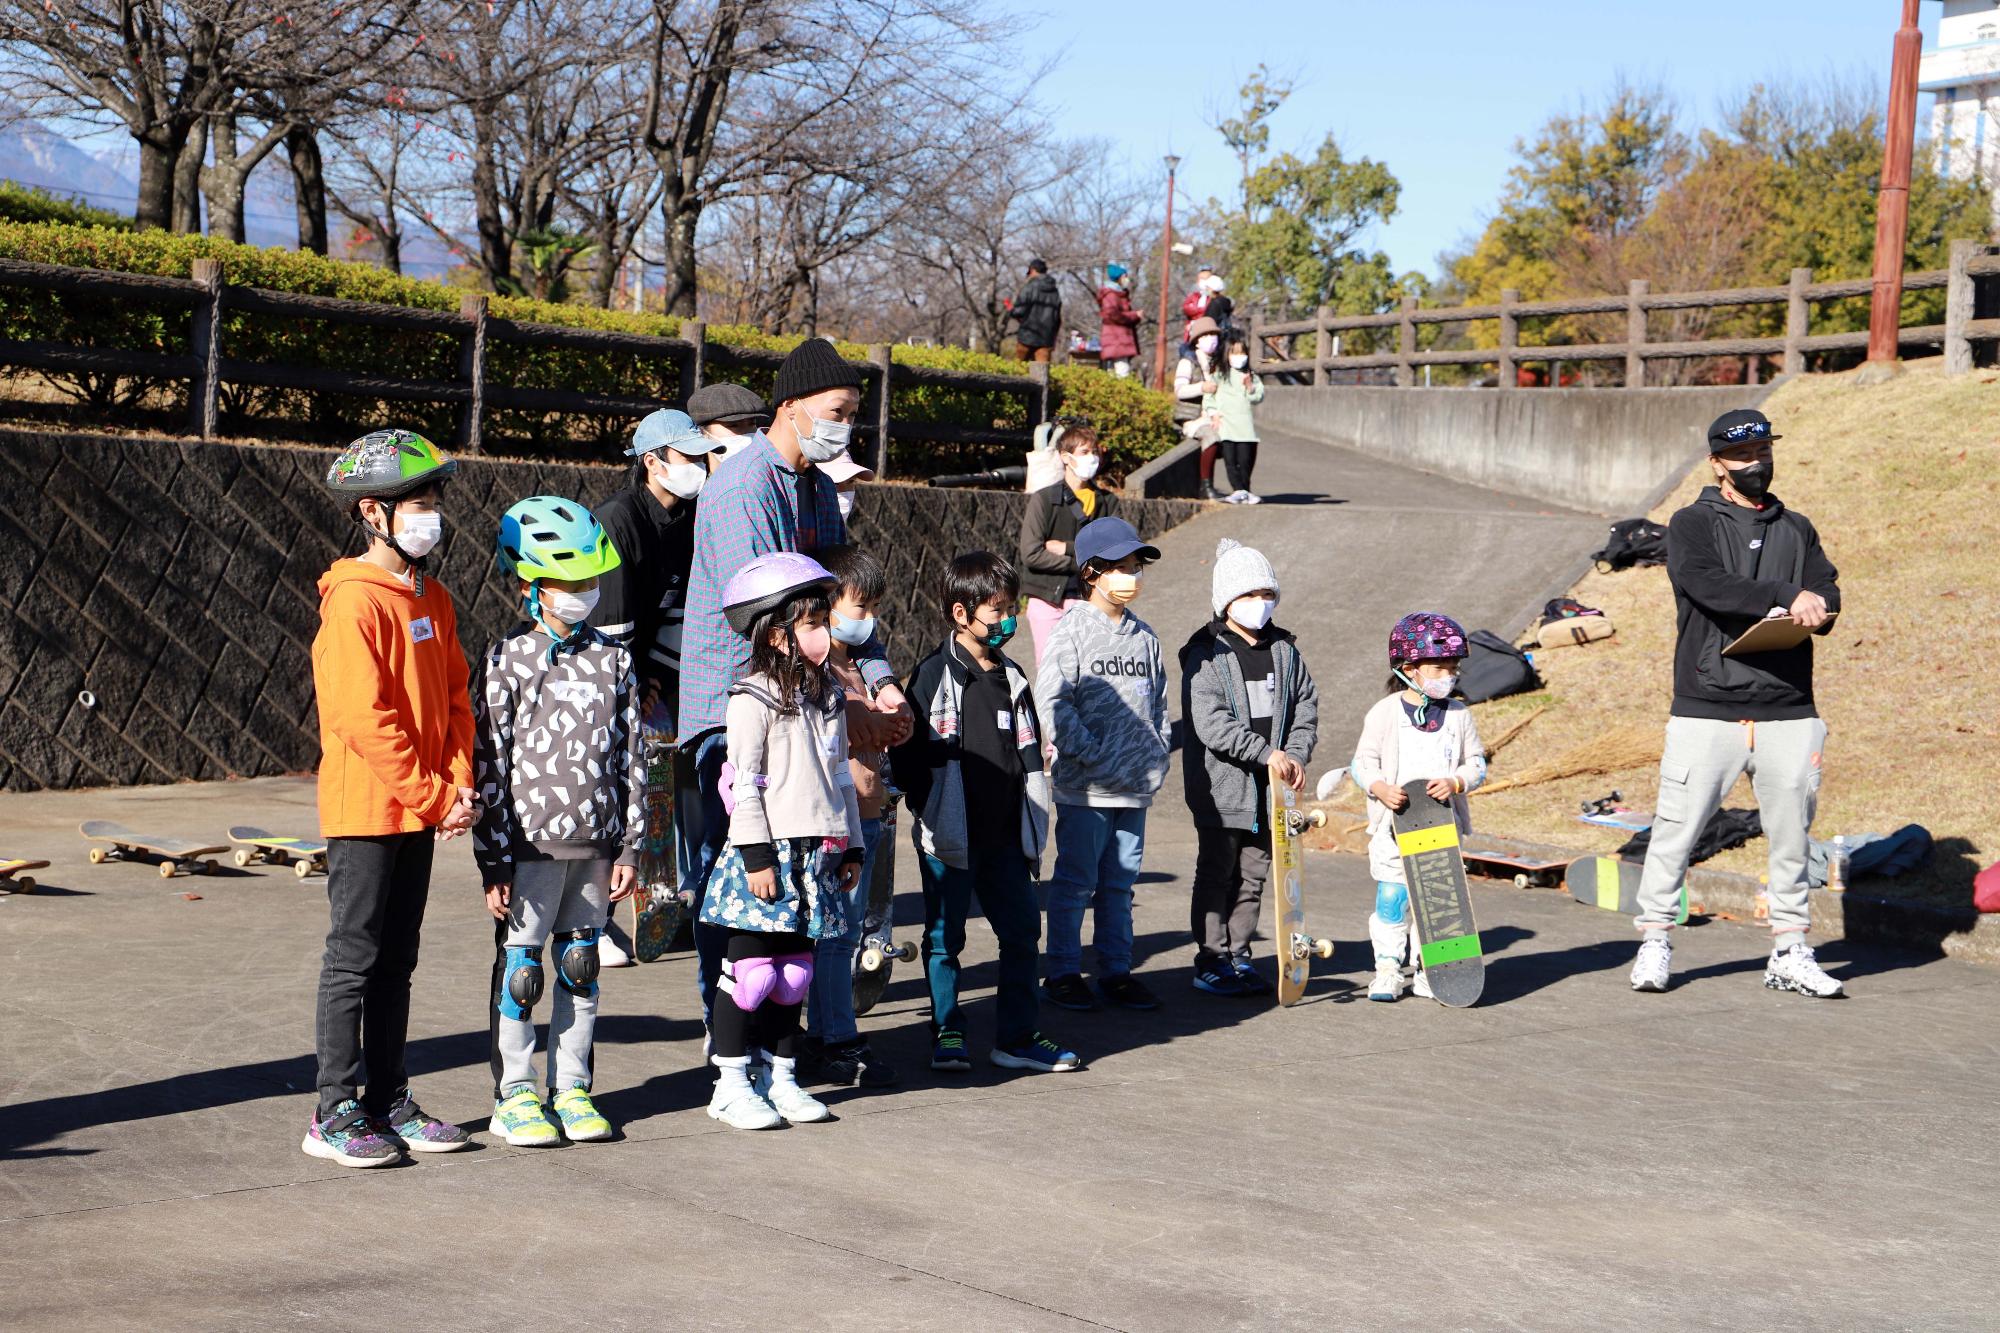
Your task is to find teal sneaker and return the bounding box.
[382,1094,471,1153]
[302,1099,403,1168]
[551,1086,613,1142]
[491,1087,561,1147]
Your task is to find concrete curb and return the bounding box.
[1467,832,2000,965]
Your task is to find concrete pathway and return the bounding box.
[3,773,1995,1331]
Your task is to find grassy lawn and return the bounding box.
[1462,360,1999,911]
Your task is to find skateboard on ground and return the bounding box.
[228,826,328,879]
[1462,843,1567,890]
[1271,781,1332,1007]
[1566,855,1688,924]
[1393,780,1484,1007]
[632,728,692,963]
[81,821,228,878]
[0,858,49,893]
[852,795,912,1017]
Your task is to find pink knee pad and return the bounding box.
[773,952,814,1004]
[728,956,779,1011]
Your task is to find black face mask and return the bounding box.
[1725,460,1773,501]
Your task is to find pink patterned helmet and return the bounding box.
[721,551,838,637]
[1389,612,1467,667]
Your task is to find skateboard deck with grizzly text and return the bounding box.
[81,821,227,878]
[1271,782,1331,1007]
[1392,781,1484,1007]
[1567,855,1688,924]
[632,729,691,963]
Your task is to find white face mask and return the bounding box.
[1419,673,1458,701]
[1069,453,1100,481]
[836,490,856,520]
[661,459,708,500]
[394,510,442,558]
[1229,353,1249,370]
[792,405,852,463]
[541,585,599,627]
[1228,595,1275,630]
[1197,335,1219,356]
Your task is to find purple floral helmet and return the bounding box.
[721,551,838,637]
[1388,612,1467,667]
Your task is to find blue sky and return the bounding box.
[1005,0,1934,279]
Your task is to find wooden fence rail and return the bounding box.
[1249,240,2000,387]
[0,256,1057,477]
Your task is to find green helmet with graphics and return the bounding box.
[496,495,622,584]
[323,429,456,511]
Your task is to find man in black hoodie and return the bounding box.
[1009,258,1062,363]
[1629,408,1844,999]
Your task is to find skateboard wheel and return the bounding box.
[233,849,254,867]
[89,847,107,865]
[891,942,917,963]
[295,860,313,880]
[1513,873,1530,889]
[1312,938,1334,960]
[201,860,218,874]
[1307,809,1327,828]
[860,947,886,972]
[16,877,32,893]
[159,861,177,878]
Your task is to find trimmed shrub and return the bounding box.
[0,181,133,231]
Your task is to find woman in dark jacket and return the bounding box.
[1017,422,1117,668]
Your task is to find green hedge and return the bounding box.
[0,221,1178,476]
[0,181,133,231]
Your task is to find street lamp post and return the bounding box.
[1151,154,1180,390]
[1867,0,1924,365]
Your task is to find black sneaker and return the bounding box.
[1231,957,1275,996]
[1043,973,1098,1011]
[1098,973,1160,1011]
[817,1038,900,1088]
[1192,961,1248,996]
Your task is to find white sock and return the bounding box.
[768,1055,800,1092]
[712,1055,751,1095]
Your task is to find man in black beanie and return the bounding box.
[676,337,911,1030]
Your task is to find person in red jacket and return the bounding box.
[1097,263,1142,378]
[1181,266,1215,326]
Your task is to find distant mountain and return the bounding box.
[0,115,138,209]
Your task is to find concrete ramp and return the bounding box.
[1257,385,1767,515]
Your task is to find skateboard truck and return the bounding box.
[1283,809,1328,837]
[859,941,917,972]
[1288,931,1334,962]
[1580,790,1625,816]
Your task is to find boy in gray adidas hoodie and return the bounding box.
[1037,517,1172,1012]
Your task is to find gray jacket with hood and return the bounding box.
[1179,618,1319,831]
[1037,602,1171,808]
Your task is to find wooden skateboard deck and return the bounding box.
[1271,782,1331,1007]
[0,858,49,893]
[228,826,328,878]
[852,797,905,1017]
[632,730,690,963]
[1566,856,1688,924]
[1462,844,1567,889]
[1392,781,1484,1008]
[81,820,227,878]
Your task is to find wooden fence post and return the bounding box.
[1945,239,1975,376]
[1028,361,1051,431]
[869,343,892,478]
[1394,296,1416,387]
[1783,268,1811,376]
[1313,305,1331,386]
[1626,279,1649,389]
[1498,289,1518,390]
[457,292,488,454]
[680,319,706,403]
[187,258,223,438]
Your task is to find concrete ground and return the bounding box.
[5,437,1996,1330]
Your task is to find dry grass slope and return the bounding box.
[1466,359,2000,908]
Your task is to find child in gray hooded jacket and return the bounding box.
[1037,516,1171,1012]
[1179,539,1318,997]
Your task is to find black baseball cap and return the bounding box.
[1707,408,1782,452]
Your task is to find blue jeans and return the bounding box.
[806,816,880,1045]
[920,848,1041,1047]
[1045,803,1145,979]
[676,728,731,1026]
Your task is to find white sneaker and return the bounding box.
[1630,934,1672,992]
[1219,490,1244,504]
[766,1079,832,1125]
[707,1086,782,1130]
[597,934,633,969]
[1411,970,1434,1001]
[1368,960,1405,1002]
[1765,943,1844,998]
[1238,490,1261,505]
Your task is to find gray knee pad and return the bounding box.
[499,944,544,1020]
[555,928,600,998]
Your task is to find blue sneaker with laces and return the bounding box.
[990,1033,1081,1073]
[1231,956,1274,996]
[930,1030,973,1072]
[1192,960,1248,996]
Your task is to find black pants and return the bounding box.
[1220,439,1259,494]
[315,832,434,1117]
[710,929,811,1061]
[1191,823,1272,968]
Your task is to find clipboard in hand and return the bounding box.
[1723,608,1836,656]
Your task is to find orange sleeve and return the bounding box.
[318,583,457,825]
[439,593,476,789]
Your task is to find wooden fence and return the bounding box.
[0,256,1054,477]
[1249,239,2000,388]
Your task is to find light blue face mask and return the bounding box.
[829,610,876,646]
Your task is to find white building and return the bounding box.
[1922,0,2000,226]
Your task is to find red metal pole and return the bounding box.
[1151,163,1176,390]
[1867,0,1924,364]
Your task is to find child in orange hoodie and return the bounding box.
[304,429,478,1168]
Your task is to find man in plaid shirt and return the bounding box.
[677,337,912,1025]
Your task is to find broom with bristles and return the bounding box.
[1473,724,1660,796]
[1480,704,1547,760]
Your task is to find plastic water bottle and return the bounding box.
[1828,836,1849,893]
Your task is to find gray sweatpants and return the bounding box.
[1636,715,1825,944]
[498,859,610,1095]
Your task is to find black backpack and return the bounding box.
[1592,518,1669,571]
[1457,629,1541,703]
